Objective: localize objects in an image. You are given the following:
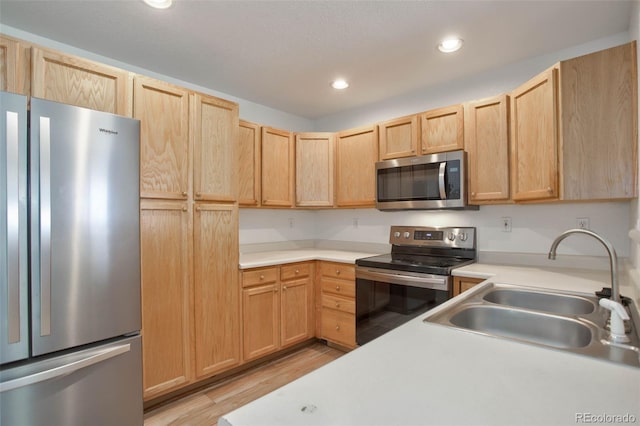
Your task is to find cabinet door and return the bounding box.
[242,284,279,361]
[510,67,559,201]
[191,93,239,202]
[281,277,312,347]
[238,120,261,206]
[193,203,240,378]
[134,76,190,200]
[420,104,464,154]
[261,127,293,207]
[295,132,334,207]
[560,41,637,200]
[140,200,192,399]
[378,114,419,160]
[452,276,485,297]
[335,125,378,207]
[31,47,132,116]
[0,36,18,93]
[466,95,511,203]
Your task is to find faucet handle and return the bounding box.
[599,298,630,343]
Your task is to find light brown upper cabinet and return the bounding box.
[295,132,335,207]
[261,127,294,207]
[378,114,419,160]
[420,104,464,154]
[191,93,239,202]
[0,36,17,93]
[465,95,511,204]
[31,47,132,116]
[510,66,559,202]
[335,125,379,207]
[140,200,192,400]
[238,120,261,206]
[193,203,240,379]
[134,76,190,200]
[559,41,637,200]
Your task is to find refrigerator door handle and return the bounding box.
[39,117,52,336]
[6,110,20,343]
[0,343,131,393]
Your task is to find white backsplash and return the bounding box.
[240,201,632,258]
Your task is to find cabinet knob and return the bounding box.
[259,275,264,280]
[195,192,202,198]
[263,200,267,204]
[295,269,299,274]
[182,206,187,212]
[547,187,553,193]
[335,325,340,331]
[336,270,341,275]
[471,192,476,196]
[335,285,340,291]
[181,191,187,197]
[195,206,201,212]
[274,288,278,293]
[283,286,287,291]
[335,302,340,308]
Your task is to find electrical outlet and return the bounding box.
[288,218,295,228]
[353,218,359,228]
[501,217,512,232]
[577,217,590,230]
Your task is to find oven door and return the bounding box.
[355,266,451,345]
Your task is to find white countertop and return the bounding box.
[220,262,640,426]
[239,249,379,269]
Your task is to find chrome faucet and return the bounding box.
[547,228,619,303]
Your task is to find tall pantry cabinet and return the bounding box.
[134,75,241,400]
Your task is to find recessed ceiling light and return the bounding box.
[331,79,349,90]
[438,37,463,53]
[143,0,172,9]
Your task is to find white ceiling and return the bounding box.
[0,0,634,119]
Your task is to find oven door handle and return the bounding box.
[356,267,449,291]
[438,161,447,200]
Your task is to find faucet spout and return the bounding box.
[547,229,619,303]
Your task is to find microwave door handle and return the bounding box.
[438,162,447,199]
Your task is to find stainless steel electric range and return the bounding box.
[355,225,476,345]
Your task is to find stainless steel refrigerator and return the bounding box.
[0,92,143,425]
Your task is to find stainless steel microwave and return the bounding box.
[375,150,477,211]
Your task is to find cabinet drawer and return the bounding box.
[321,278,355,298]
[281,262,311,281]
[242,267,278,287]
[321,308,355,347]
[320,262,355,280]
[322,294,355,314]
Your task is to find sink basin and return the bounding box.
[424,282,640,368]
[482,288,595,315]
[449,305,592,349]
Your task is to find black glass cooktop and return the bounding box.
[355,253,475,276]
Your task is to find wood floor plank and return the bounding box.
[144,342,344,426]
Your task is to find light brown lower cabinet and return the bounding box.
[318,262,357,348]
[241,262,314,362]
[452,276,485,297]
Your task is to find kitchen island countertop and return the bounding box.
[220,262,640,426]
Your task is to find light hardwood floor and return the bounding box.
[144,342,344,426]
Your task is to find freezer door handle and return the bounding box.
[6,110,20,343]
[39,117,52,336]
[0,343,131,393]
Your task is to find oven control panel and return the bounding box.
[389,226,475,249]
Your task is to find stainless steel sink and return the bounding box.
[482,288,595,315]
[424,282,640,368]
[449,305,593,349]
